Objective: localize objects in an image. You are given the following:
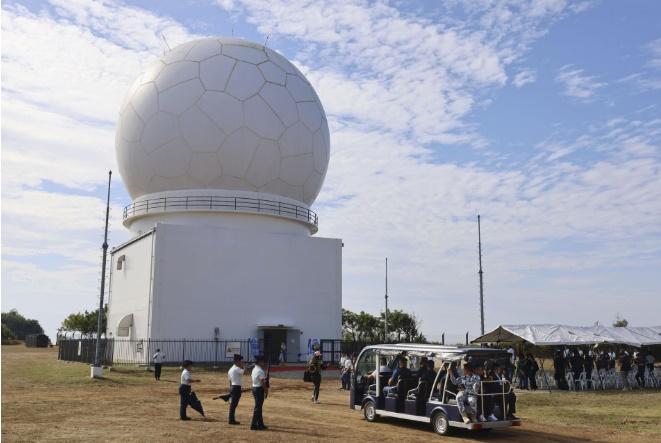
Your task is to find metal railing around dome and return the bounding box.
[122,195,318,227]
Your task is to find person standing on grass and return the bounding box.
[226,354,245,425]
[153,348,165,381]
[516,355,528,390]
[526,353,539,391]
[309,350,324,403]
[619,350,632,391]
[179,360,200,420]
[251,355,268,430]
[634,352,646,388]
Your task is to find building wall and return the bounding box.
[147,222,341,359]
[106,232,155,362]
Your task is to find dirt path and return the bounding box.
[2,346,659,442]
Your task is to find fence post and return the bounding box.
[182,340,186,363]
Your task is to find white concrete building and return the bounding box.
[106,37,341,363]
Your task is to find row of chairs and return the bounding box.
[513,368,659,391]
[565,368,659,390]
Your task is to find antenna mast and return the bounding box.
[384,257,389,342]
[478,214,485,335]
[93,170,112,375]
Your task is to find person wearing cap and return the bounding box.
[308,350,324,403]
[179,360,200,420]
[251,355,268,430]
[226,354,245,425]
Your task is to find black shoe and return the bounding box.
[259,425,268,430]
[250,426,261,430]
[229,421,240,425]
[507,415,519,420]
[180,417,191,421]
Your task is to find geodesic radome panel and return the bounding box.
[116,37,330,206]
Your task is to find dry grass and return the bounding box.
[2,346,660,442]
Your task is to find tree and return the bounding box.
[1,309,44,340]
[61,307,107,337]
[355,311,382,341]
[613,318,628,327]
[342,308,426,343]
[2,324,16,341]
[342,309,359,341]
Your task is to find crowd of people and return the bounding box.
[552,348,657,391]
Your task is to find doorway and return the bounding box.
[262,329,287,363]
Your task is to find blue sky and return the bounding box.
[2,0,660,343]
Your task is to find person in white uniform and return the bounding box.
[226,354,244,425]
[250,355,268,430]
[152,348,165,381]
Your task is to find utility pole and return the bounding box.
[384,257,388,342]
[478,214,485,336]
[92,170,112,378]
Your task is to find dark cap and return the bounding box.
[254,355,265,363]
[183,360,193,367]
[233,354,244,362]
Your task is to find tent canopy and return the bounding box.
[472,324,661,347]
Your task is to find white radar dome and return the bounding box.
[116,37,330,206]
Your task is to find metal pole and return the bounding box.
[478,214,485,336]
[384,257,388,342]
[93,170,112,369]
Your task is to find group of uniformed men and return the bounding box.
[177,354,269,430]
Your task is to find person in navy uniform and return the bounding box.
[251,355,268,430]
[226,354,245,425]
[179,360,200,420]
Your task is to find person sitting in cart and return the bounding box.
[494,361,518,420]
[383,356,411,396]
[475,363,498,422]
[366,357,391,381]
[450,363,481,424]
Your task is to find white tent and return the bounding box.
[472,324,661,347]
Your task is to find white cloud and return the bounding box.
[556,64,607,100]
[1,0,199,337]
[512,69,537,87]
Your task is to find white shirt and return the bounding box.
[252,365,266,387]
[344,359,353,371]
[228,364,244,386]
[153,352,165,364]
[340,356,347,366]
[507,348,516,364]
[181,368,192,385]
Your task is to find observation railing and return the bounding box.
[122,195,318,228]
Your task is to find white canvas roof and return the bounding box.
[472,324,661,347]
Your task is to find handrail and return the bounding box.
[122,195,318,227]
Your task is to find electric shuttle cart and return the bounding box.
[350,344,522,435]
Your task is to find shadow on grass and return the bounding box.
[376,416,597,442]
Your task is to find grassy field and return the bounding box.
[2,345,660,442]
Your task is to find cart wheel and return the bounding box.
[363,400,377,422]
[432,411,450,435]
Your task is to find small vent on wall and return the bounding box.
[116,255,126,270]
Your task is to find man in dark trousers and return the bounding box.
[153,348,165,381]
[251,355,268,430]
[226,354,245,425]
[584,351,595,389]
[553,349,568,390]
[179,360,200,420]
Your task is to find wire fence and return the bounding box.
[57,338,381,367]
